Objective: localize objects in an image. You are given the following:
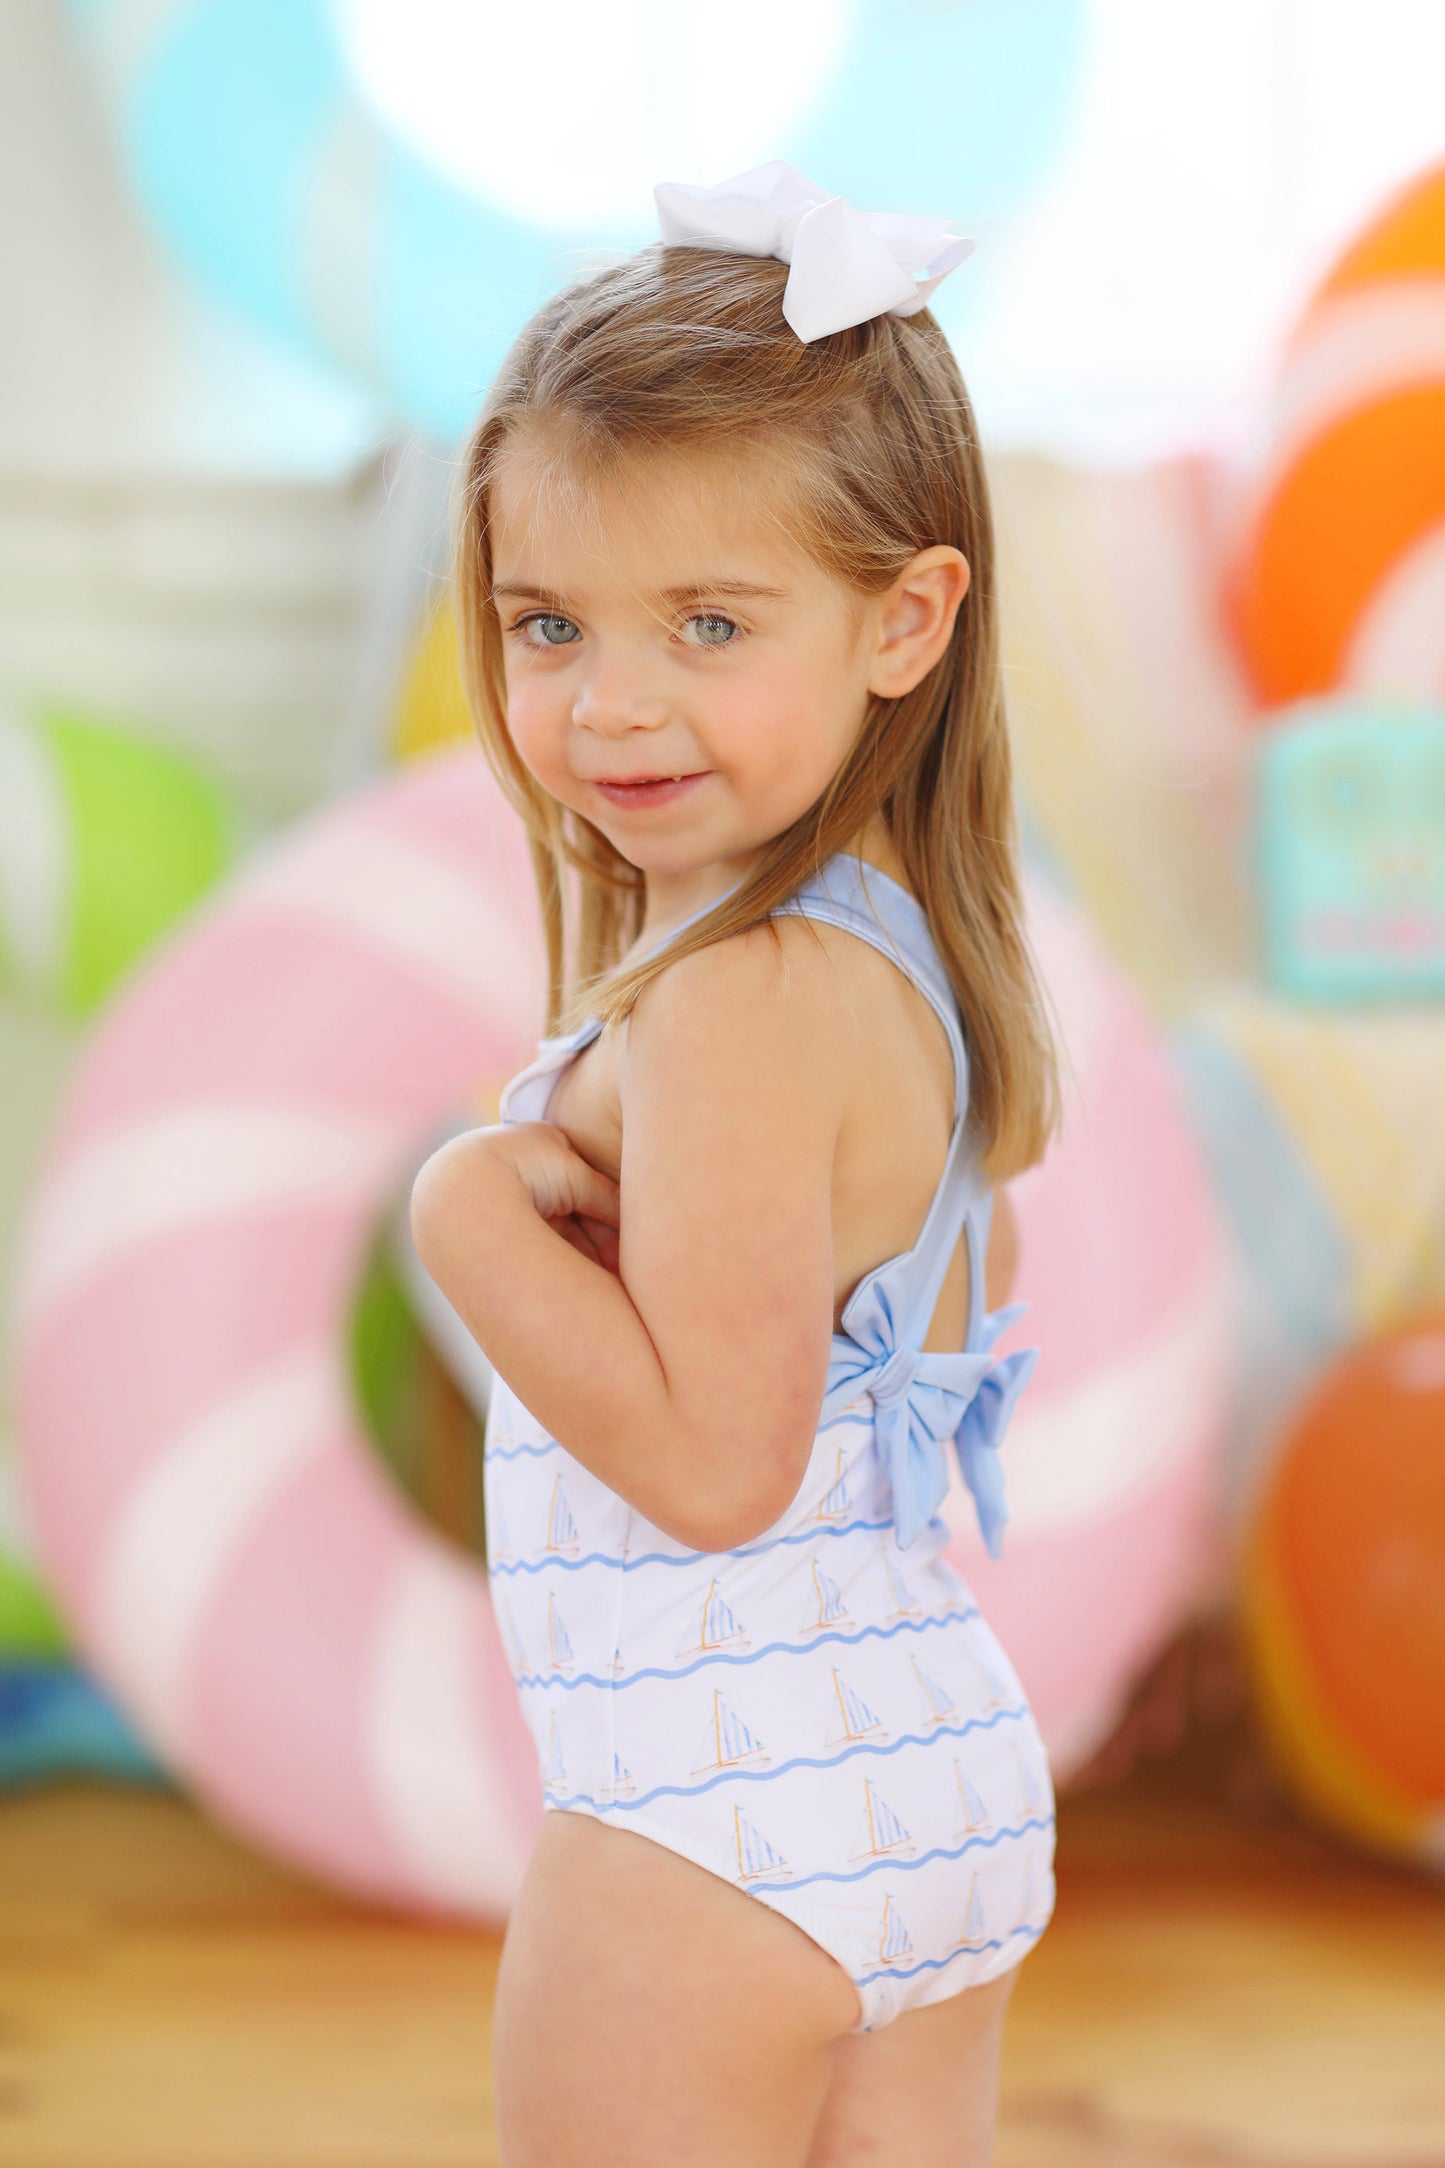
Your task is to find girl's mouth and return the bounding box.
[593,772,710,809]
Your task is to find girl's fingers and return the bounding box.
[575,1213,621,1273]
[518,1124,618,1228]
[575,1164,620,1225]
[556,1218,601,1263]
[547,1212,621,1274]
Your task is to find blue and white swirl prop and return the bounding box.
[64,0,1081,441]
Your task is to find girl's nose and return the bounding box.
[572,648,668,734]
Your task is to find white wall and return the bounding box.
[0,1,411,813]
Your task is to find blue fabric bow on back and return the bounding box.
[826,1276,1039,1557]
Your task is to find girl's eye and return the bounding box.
[683,612,740,650]
[513,613,579,648]
[508,609,740,651]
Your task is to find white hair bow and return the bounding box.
[653,159,975,344]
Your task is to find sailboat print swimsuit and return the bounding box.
[483,851,1056,2034]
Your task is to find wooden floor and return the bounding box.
[1,1737,1442,2168]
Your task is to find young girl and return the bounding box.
[412,161,1063,2168]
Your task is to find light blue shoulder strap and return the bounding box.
[772,853,991,1350]
[522,854,993,1349]
[540,878,752,1054]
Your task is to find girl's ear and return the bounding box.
[865,547,971,699]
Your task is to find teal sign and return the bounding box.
[1257,699,1445,1001]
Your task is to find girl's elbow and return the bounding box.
[408,1146,453,1275]
[411,1136,491,1283]
[686,1494,782,1554]
[684,1420,816,1553]
[409,1136,480,1281]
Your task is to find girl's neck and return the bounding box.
[630,816,908,956]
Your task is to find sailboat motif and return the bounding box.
[951,1759,991,1837]
[676,1577,752,1660]
[875,1893,915,1965]
[733,1805,793,1884]
[814,1444,850,1522]
[800,1556,853,1636]
[967,1645,1010,1710]
[824,1665,888,1750]
[546,1591,575,1674]
[849,1777,916,1863]
[911,1653,957,1729]
[1011,1738,1046,1818]
[490,1494,514,1566]
[884,1553,921,1619]
[608,1749,637,1802]
[949,1871,988,1952]
[544,1712,567,1792]
[691,1689,771,1777]
[545,1476,580,1556]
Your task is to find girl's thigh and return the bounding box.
[806,1962,1022,2168]
[493,1807,863,2168]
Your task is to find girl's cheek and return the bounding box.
[506,698,559,778]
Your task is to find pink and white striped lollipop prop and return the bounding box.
[940,871,1231,1776]
[14,749,548,1918]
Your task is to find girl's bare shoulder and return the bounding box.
[618,911,871,1100]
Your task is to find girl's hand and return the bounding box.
[490,1121,622,1274]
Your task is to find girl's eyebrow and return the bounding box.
[489,578,791,607]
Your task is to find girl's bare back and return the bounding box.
[544,871,1004,1350]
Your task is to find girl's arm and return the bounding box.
[410,922,850,1553]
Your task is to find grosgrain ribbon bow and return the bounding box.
[831,1286,1038,1558]
[653,159,975,344]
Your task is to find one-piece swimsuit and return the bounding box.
[482,849,1056,2033]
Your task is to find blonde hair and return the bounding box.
[450,242,1061,1181]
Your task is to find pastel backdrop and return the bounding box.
[12,753,1229,1913]
[63,0,1085,442]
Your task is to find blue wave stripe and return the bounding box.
[490,1513,902,1576]
[813,1400,874,1432]
[854,1916,1049,1990]
[745,1814,1055,1894]
[515,1604,981,1693]
[488,1402,872,1465]
[543,1702,1031,1811]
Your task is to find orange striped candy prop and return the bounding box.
[1225,161,1445,711]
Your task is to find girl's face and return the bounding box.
[488,438,966,909]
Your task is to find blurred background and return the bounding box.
[2,3,1443,2162]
